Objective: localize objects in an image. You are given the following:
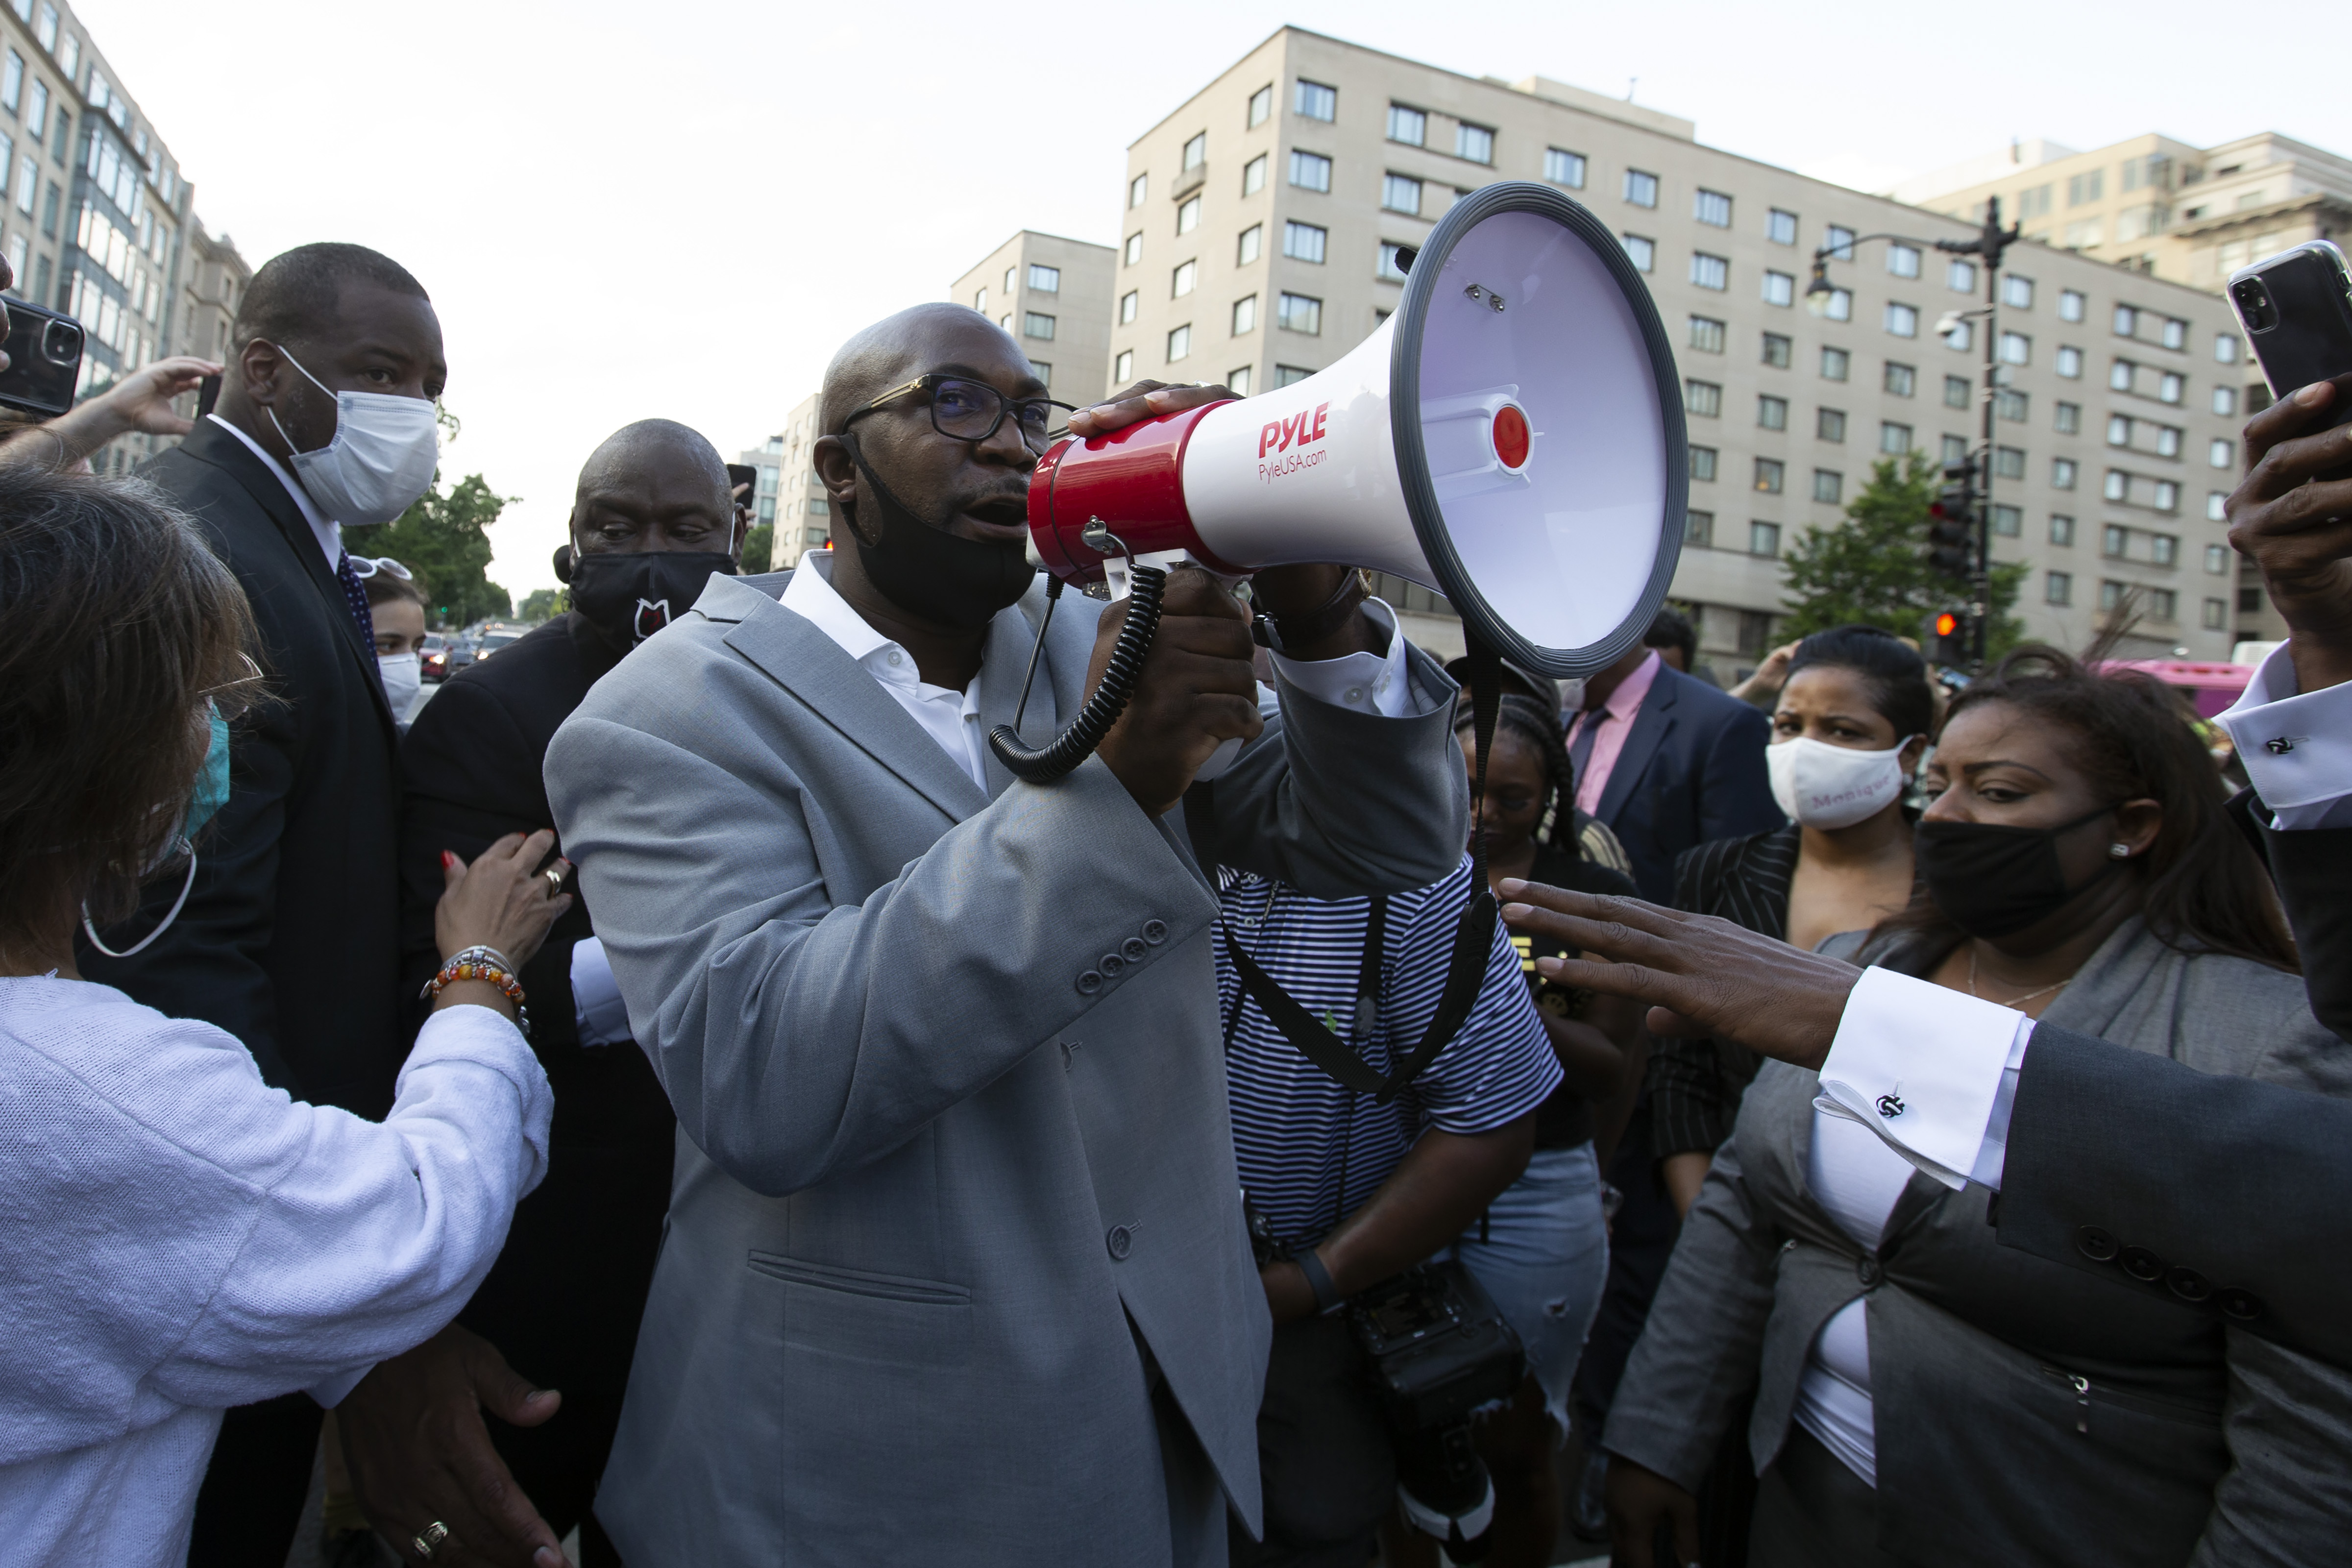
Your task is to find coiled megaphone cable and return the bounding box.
[988,526,1165,784]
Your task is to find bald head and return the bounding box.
[821,303,1038,437]
[568,418,740,562]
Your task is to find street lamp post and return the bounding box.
[1808,197,2022,669]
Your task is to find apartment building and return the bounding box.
[171,219,249,365]
[950,230,1117,409]
[1115,28,2257,668]
[749,390,833,572]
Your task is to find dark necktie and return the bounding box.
[334,551,375,648]
[1567,709,1602,799]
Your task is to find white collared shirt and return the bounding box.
[207,412,342,572]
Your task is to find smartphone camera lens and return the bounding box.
[42,319,79,366]
[2233,278,2276,332]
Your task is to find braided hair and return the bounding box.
[1455,691,1582,859]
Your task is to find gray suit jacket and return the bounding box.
[544,564,1468,1567]
[1604,917,2352,1568]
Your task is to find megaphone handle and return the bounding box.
[987,563,1166,785]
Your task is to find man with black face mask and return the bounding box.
[542,304,1470,1565]
[334,420,742,1568]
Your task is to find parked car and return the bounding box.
[420,632,451,684]
[473,628,525,662]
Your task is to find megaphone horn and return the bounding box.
[992,180,1687,784]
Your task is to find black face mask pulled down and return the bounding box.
[1913,803,2122,940]
[837,431,1033,632]
[557,545,737,654]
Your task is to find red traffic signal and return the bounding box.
[1926,608,1969,665]
[1933,611,1960,637]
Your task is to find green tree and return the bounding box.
[374,472,517,627]
[518,587,565,622]
[1778,451,2027,660]
[742,522,775,574]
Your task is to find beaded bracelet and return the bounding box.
[423,944,531,1037]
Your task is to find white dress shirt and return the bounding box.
[779,552,1426,792]
[1814,642,2352,1190]
[0,980,551,1566]
[206,412,342,571]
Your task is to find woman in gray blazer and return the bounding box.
[1602,647,2352,1568]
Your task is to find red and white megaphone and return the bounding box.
[990,181,1686,783]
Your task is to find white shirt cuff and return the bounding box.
[570,936,633,1047]
[306,1363,375,1409]
[2214,643,2352,829]
[1812,967,2030,1191]
[1270,598,1426,718]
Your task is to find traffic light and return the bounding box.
[1926,608,1969,666]
[1926,459,1976,579]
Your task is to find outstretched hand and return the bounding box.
[1497,879,1861,1071]
[1064,379,1238,440]
[92,355,223,436]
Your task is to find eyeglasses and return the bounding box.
[347,556,414,581]
[841,373,1074,452]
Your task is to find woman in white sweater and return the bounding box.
[0,466,572,1566]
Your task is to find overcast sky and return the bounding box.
[79,0,2347,597]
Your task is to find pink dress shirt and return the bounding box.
[1567,649,1663,816]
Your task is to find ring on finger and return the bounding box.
[413,1520,450,1560]
[544,867,565,894]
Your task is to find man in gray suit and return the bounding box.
[545,304,1469,1566]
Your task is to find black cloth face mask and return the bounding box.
[1913,803,2121,940]
[557,546,737,654]
[837,431,1033,632]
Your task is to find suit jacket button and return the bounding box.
[2076,1225,2120,1263]
[2217,1288,2264,1322]
[2119,1245,2166,1283]
[1076,970,1103,995]
[1123,936,1149,963]
[1857,1256,1883,1288]
[1142,919,1169,944]
[2165,1267,2211,1304]
[1099,952,1126,978]
[1107,1225,1132,1261]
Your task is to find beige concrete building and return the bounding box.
[744,390,832,572]
[949,230,1117,408]
[1114,28,2256,667]
[170,219,248,365]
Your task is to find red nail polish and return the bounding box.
[441,851,456,869]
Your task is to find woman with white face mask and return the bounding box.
[358,557,429,727]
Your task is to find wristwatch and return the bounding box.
[1290,1247,1346,1315]
[1252,569,1369,656]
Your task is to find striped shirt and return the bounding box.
[1215,854,1562,1248]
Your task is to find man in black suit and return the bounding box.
[334,421,742,1568]
[1566,614,1782,903]
[74,243,448,1565]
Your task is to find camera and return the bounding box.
[2231,276,2277,333]
[41,318,80,366]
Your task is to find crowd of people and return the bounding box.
[0,235,2347,1568]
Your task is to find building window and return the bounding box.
[1991,504,2022,537]
[2099,579,2126,612]
[1125,233,1142,266]
[1820,346,1849,381]
[1942,434,1969,465]
[1881,421,1912,454]
[1030,363,1052,390]
[2212,385,2237,417]
[2207,491,2228,522]
[1942,317,1973,353]
[1288,150,1330,192]
[2055,400,2081,434]
[1118,290,1137,325]
[2113,303,2140,338]
[1947,259,1977,292]
[1176,196,1200,234]
[1762,332,1791,368]
[2047,345,2080,380]
[2215,333,2240,364]
[1,50,18,112]
[1886,243,1920,278]
[1929,374,1960,410]
[1817,407,1847,442]
[1623,168,1658,207]
[1248,84,1272,128]
[1993,446,2025,479]
[2050,515,2076,546]
[2154,371,2182,405]
[1237,224,1261,265]
[1115,349,1134,383]
[1130,173,1148,209]
[1231,294,1256,335]
[1754,456,1785,491]
[1885,302,1918,337]
[1690,445,1718,482]
[1824,225,1855,260]
[1181,132,1206,172]
[25,79,43,138]
[2148,587,2178,620]
[2202,596,2228,631]
[34,3,52,49]
[1694,188,1732,227]
[1166,324,1190,362]
[1028,264,1059,293]
[1228,365,1253,396]
[1381,173,1421,216]
[1685,510,1714,548]
[1690,252,1728,290]
[1685,379,1722,418]
[1455,122,1494,164]
[1996,388,2028,422]
[2209,438,2234,469]
[2056,288,2085,323]
[1813,468,1843,504]
[1274,364,1313,388]
[1277,292,1321,334]
[1243,154,1266,196]
[2161,317,2186,351]
[1171,260,1197,296]
[1386,104,1425,146]
[1884,361,1916,397]
[971,286,988,315]
[1761,270,1793,307]
[1758,396,1788,432]
[2240,585,2266,614]
[1621,233,1654,272]
[2068,170,2105,207]
[1544,147,1586,188]
[1024,312,1055,341]
[2047,571,2074,606]
[1750,521,1783,557]
[1999,331,2031,365]
[2205,542,2230,573]
[1282,220,1326,263]
[1688,315,1725,354]
[1376,242,1411,282]
[2053,457,2078,489]
[1819,287,1852,321]
[1294,79,1336,121]
[2152,533,2179,567]
[1767,208,1798,246]
[2104,523,2130,558]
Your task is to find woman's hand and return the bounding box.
[434,831,571,972]
[1606,1456,1699,1568]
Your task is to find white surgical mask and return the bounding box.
[1767,735,1914,829]
[378,651,421,719]
[266,344,441,527]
